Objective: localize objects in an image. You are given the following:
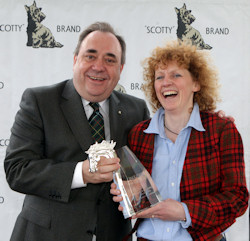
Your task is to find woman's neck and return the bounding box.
[164,108,192,141]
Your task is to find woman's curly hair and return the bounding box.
[142,40,220,113]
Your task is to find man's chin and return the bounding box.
[86,91,109,102]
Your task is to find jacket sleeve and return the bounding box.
[4,88,77,203]
[184,120,249,232]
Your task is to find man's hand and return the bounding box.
[82,157,120,184]
[217,110,235,122]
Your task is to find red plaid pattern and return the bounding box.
[128,111,249,241]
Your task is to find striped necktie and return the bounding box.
[88,102,105,142]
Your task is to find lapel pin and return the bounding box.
[118,110,122,115]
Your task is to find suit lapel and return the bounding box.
[60,87,128,151]
[109,92,126,148]
[60,80,93,151]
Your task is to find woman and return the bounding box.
[111,40,249,241]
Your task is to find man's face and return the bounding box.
[73,31,124,102]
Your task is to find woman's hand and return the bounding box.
[110,182,124,212]
[132,198,186,221]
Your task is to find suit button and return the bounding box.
[87,230,94,236]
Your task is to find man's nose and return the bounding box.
[92,58,105,71]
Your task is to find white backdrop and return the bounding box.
[0,0,249,240]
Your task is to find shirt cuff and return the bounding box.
[71,161,87,189]
[179,202,192,228]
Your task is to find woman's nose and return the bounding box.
[162,76,172,85]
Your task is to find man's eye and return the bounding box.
[105,58,116,64]
[85,55,95,60]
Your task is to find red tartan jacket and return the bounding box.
[128,111,249,241]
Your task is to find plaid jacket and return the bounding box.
[128,111,249,241]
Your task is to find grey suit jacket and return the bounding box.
[4,79,150,241]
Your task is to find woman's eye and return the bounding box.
[155,76,163,80]
[174,73,182,78]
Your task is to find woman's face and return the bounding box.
[154,62,200,114]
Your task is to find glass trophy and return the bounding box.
[114,145,162,218]
[86,141,162,219]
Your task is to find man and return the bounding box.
[4,22,150,241]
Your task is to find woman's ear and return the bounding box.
[193,81,201,92]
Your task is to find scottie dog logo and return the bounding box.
[114,83,126,93]
[25,1,63,48]
[175,3,212,50]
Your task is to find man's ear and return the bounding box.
[73,55,77,65]
[120,64,124,73]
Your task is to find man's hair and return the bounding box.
[74,22,126,65]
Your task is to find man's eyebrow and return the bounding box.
[85,49,117,60]
[106,53,117,59]
[86,49,97,53]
